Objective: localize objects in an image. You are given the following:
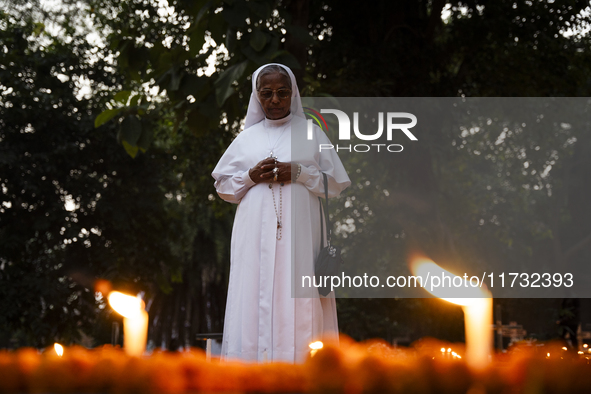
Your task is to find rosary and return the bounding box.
[268,153,283,240]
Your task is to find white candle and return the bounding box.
[263,350,268,362]
[123,309,148,357]
[411,257,493,370]
[206,339,212,362]
[462,298,493,370]
[108,291,149,357]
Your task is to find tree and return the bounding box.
[305,0,591,341]
[1,0,313,348]
[0,5,191,347]
[3,0,591,348]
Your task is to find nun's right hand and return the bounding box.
[249,158,276,184]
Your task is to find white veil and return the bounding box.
[243,63,305,130]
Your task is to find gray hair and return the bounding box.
[256,65,292,90]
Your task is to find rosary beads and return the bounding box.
[268,155,283,240]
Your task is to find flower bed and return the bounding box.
[0,338,589,394]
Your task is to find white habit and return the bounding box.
[212,64,350,363]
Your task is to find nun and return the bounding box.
[212,63,350,362]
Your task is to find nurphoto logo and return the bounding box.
[304,107,418,153]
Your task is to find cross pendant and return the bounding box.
[277,220,282,229]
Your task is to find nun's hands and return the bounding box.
[249,158,276,184]
[256,161,298,184]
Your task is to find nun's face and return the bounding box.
[257,72,292,120]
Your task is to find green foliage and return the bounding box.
[306,0,591,342]
[94,108,122,128]
[0,7,200,347]
[88,0,299,159]
[0,10,115,346]
[215,60,249,106]
[4,0,591,348]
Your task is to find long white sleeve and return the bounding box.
[296,165,344,199]
[214,170,256,204]
[212,126,261,205]
[292,117,351,199]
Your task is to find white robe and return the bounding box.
[212,114,351,363]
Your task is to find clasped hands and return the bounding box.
[249,158,299,184]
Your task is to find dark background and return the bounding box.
[1,0,591,349]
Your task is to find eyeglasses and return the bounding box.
[257,88,292,100]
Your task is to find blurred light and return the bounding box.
[54,343,64,357]
[108,291,143,318]
[309,341,323,357]
[410,257,490,304]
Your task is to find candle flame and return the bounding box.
[309,341,323,357]
[54,343,64,357]
[410,256,491,303]
[309,341,324,350]
[108,291,144,318]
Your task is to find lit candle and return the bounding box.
[54,343,64,357]
[411,256,493,371]
[108,291,148,357]
[309,341,323,357]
